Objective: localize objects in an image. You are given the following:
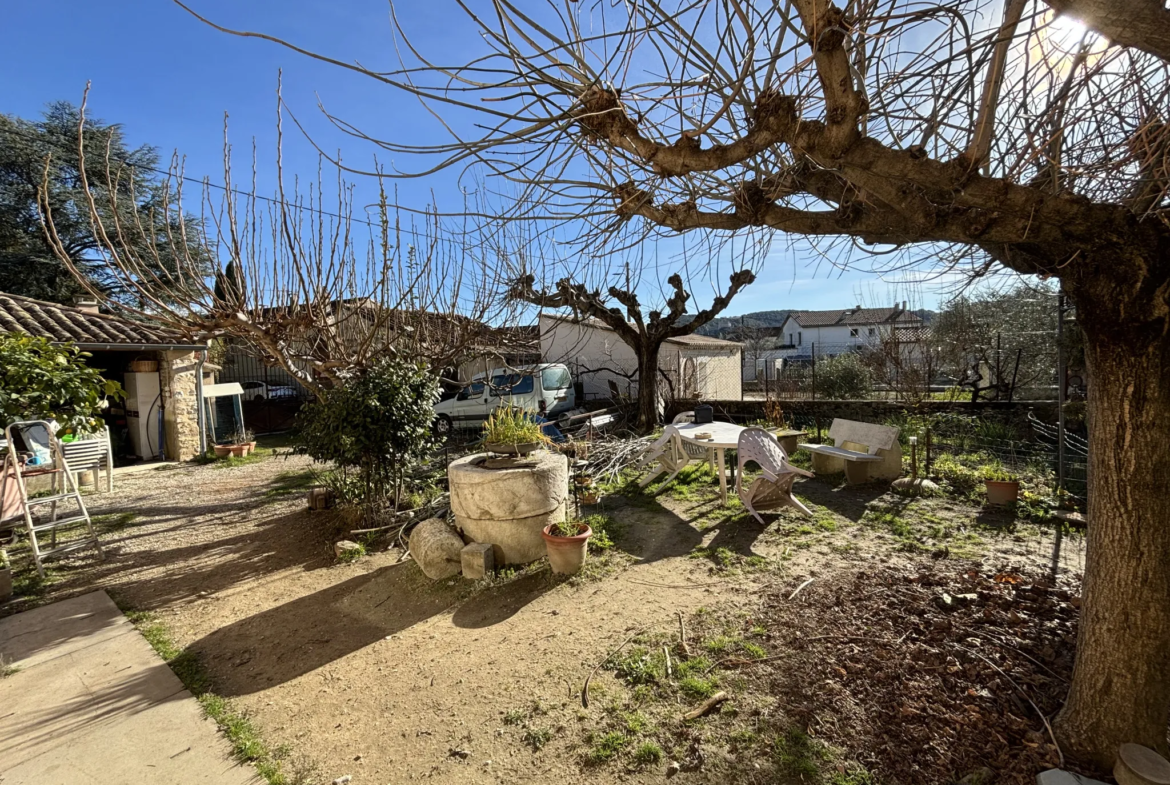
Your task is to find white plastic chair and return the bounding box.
[61,427,114,493]
[736,427,814,523]
[638,425,692,488]
[671,411,715,468]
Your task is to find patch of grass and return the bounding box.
[123,609,292,784]
[632,741,663,766]
[674,655,712,678]
[775,726,828,781]
[830,766,878,785]
[335,542,366,564]
[729,728,759,748]
[607,647,665,686]
[0,656,19,678]
[91,512,138,531]
[741,641,767,659]
[749,624,768,637]
[679,674,719,700]
[503,709,527,726]
[523,726,554,751]
[620,711,649,734]
[264,470,316,498]
[587,731,629,763]
[583,514,625,552]
[703,635,739,655]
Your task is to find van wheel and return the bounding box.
[433,415,453,438]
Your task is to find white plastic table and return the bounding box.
[673,421,748,504]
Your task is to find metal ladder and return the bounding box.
[1,420,103,578]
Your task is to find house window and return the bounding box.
[850,328,859,338]
[868,327,876,336]
[788,333,793,345]
[797,332,802,346]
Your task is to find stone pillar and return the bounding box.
[159,350,202,461]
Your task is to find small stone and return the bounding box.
[935,592,957,612]
[334,540,362,560]
[667,761,681,777]
[1037,769,1110,785]
[449,747,471,760]
[332,776,352,785]
[461,542,495,580]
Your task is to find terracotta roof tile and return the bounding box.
[788,308,923,328]
[0,292,199,348]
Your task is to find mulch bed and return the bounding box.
[752,563,1081,785]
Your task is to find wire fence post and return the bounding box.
[811,342,816,401]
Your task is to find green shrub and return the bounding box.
[812,353,873,400]
[294,359,439,509]
[0,333,123,433]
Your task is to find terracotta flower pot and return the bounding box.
[213,445,232,458]
[542,523,592,575]
[229,444,247,458]
[985,480,1020,505]
[580,491,600,505]
[245,441,257,455]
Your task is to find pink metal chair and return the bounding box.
[735,427,814,523]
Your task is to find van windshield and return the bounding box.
[541,366,571,390]
[490,374,534,396]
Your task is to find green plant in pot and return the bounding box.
[542,517,593,574]
[982,464,1021,505]
[482,408,548,456]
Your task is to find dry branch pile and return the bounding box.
[753,565,1081,785]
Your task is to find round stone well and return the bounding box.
[448,450,569,565]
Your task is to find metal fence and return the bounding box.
[217,349,313,434]
[740,337,1072,403]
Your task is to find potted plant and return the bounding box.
[213,443,232,458]
[579,488,600,505]
[984,466,1020,505]
[240,429,257,456]
[482,408,548,456]
[0,550,12,602]
[574,473,594,488]
[542,518,593,574]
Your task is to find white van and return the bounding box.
[433,363,575,436]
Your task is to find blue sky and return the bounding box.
[2,0,959,314]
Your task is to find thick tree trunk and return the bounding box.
[635,345,661,434]
[1054,310,1170,768]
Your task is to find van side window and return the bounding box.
[458,382,484,400]
[541,367,571,390]
[491,374,534,395]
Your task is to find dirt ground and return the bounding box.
[1,446,1086,785]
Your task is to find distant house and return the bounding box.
[0,292,208,461]
[539,314,742,401]
[776,303,923,357]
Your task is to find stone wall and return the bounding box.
[160,350,203,460]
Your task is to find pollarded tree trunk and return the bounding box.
[635,344,661,434]
[1054,285,1170,767]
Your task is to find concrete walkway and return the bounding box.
[0,591,258,785]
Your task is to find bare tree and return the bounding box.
[510,267,755,431]
[38,87,517,397]
[176,0,1170,763]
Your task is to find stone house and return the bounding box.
[0,292,208,461]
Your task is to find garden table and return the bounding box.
[673,421,748,505]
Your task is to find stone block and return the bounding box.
[461,542,494,580]
[1037,769,1110,785]
[334,540,362,560]
[1116,744,1170,785]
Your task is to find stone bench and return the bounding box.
[798,419,902,485]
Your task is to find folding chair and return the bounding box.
[736,427,814,524]
[1,421,104,577]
